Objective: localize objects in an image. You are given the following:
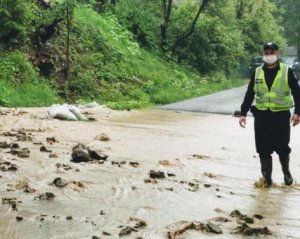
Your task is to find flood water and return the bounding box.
[0,107,300,239]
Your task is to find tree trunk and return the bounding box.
[65,4,72,81]
[160,0,173,52]
[172,0,210,53]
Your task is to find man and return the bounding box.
[239,42,300,186]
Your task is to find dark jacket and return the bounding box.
[240,62,300,116]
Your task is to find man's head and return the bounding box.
[263,42,279,65]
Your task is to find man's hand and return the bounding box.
[239,116,246,128]
[291,114,300,127]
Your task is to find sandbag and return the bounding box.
[47,104,86,121]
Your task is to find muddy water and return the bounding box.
[0,107,300,239]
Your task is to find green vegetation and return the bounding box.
[0,0,287,109]
[0,51,58,106]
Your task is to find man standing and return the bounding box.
[239,42,300,186]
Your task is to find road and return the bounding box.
[1,100,300,238]
[160,85,248,114]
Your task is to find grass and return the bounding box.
[0,5,245,109]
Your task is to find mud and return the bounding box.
[0,107,300,238]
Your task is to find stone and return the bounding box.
[9,143,20,149]
[230,210,242,217]
[8,148,30,158]
[204,184,212,188]
[144,178,157,184]
[71,144,89,163]
[119,226,133,237]
[46,137,58,144]
[40,146,52,152]
[95,133,110,142]
[0,141,9,148]
[49,152,58,158]
[53,177,68,187]
[88,149,108,160]
[207,222,222,234]
[7,164,18,171]
[66,216,73,220]
[16,216,23,221]
[149,170,165,179]
[129,162,139,167]
[253,214,264,220]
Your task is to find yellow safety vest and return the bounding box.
[254,63,293,111]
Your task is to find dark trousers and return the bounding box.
[251,107,291,158]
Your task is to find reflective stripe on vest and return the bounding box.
[254,63,293,111]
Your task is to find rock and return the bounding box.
[92,236,100,239]
[119,226,133,237]
[11,202,17,211]
[213,217,231,223]
[0,141,9,148]
[88,149,108,160]
[188,182,200,191]
[159,160,173,166]
[204,184,212,188]
[207,222,223,234]
[234,223,272,236]
[46,137,58,144]
[204,172,217,178]
[2,197,17,204]
[49,152,58,158]
[102,231,111,236]
[144,178,157,184]
[149,170,165,179]
[40,146,52,152]
[230,210,242,217]
[129,162,139,167]
[192,154,209,159]
[35,192,55,200]
[10,143,20,149]
[8,148,30,158]
[7,164,18,171]
[167,172,176,177]
[100,210,105,215]
[66,216,73,220]
[53,177,68,187]
[16,216,23,221]
[95,133,110,142]
[87,117,97,121]
[253,214,264,220]
[130,217,147,230]
[71,144,89,163]
[243,216,254,224]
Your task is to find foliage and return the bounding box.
[0,51,58,106]
[0,0,33,47]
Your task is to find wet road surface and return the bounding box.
[0,107,300,238]
[159,85,247,114]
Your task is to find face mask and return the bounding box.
[263,55,278,64]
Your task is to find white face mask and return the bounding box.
[263,55,278,64]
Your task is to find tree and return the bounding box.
[172,0,211,52]
[273,0,300,59]
[235,0,255,20]
[0,0,32,47]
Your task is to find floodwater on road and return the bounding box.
[0,107,300,239]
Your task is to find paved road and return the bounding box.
[159,85,248,115]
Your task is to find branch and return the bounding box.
[173,0,210,52]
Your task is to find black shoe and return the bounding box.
[279,155,293,186]
[260,156,273,186]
